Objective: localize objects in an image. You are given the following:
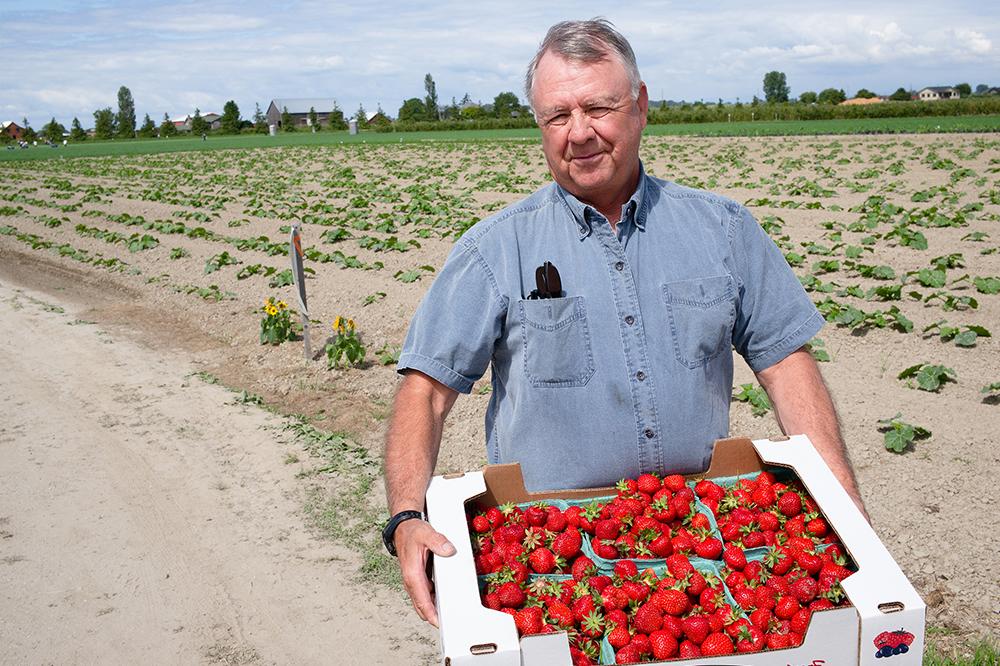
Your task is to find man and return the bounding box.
[383,19,866,626]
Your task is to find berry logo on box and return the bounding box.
[874,629,914,658]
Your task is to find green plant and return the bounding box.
[922,320,991,347]
[260,296,293,345]
[973,276,999,294]
[204,251,240,274]
[982,382,1000,402]
[877,414,931,453]
[897,363,957,392]
[326,316,366,368]
[169,247,189,259]
[807,337,830,362]
[363,291,387,306]
[394,265,435,283]
[733,383,772,416]
[375,343,400,366]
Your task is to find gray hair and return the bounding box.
[524,18,641,111]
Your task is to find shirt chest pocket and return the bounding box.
[662,275,736,369]
[518,296,596,388]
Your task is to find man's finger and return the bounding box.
[426,531,456,557]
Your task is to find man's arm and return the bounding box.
[754,347,869,520]
[384,370,461,626]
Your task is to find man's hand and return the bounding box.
[384,370,460,624]
[394,519,456,627]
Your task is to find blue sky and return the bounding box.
[2,1,998,128]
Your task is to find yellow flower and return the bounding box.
[347,318,355,331]
[278,301,288,310]
[266,305,278,316]
[333,316,342,331]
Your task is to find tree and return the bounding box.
[762,71,790,103]
[280,106,295,131]
[975,83,989,95]
[116,85,136,138]
[954,83,972,97]
[252,103,268,133]
[137,113,157,138]
[220,100,241,134]
[41,117,66,142]
[306,106,318,130]
[799,91,817,104]
[423,73,439,120]
[190,108,208,134]
[69,117,87,141]
[817,88,846,105]
[354,103,367,123]
[93,107,116,139]
[327,101,347,130]
[370,104,391,130]
[160,112,178,137]
[889,87,911,101]
[493,91,521,118]
[460,104,486,120]
[855,88,877,99]
[397,97,427,122]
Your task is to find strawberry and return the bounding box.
[765,546,794,575]
[790,607,812,635]
[592,538,619,560]
[621,579,650,603]
[649,533,673,557]
[580,610,604,639]
[613,560,639,580]
[631,633,652,656]
[633,602,663,634]
[752,484,776,508]
[606,623,631,649]
[547,600,575,628]
[662,474,686,492]
[572,595,597,624]
[496,581,525,608]
[564,505,583,528]
[791,576,818,603]
[637,472,661,495]
[524,504,547,527]
[471,514,490,533]
[723,544,747,570]
[806,516,828,538]
[766,630,794,649]
[775,595,800,620]
[757,511,780,531]
[686,570,707,597]
[527,547,556,574]
[595,519,622,541]
[810,598,835,611]
[614,643,641,664]
[749,607,773,630]
[606,608,629,628]
[545,507,568,532]
[700,632,735,655]
[731,585,755,610]
[571,555,596,580]
[485,506,504,528]
[736,624,765,653]
[514,606,544,635]
[658,589,690,616]
[741,529,766,549]
[754,585,778,611]
[552,528,582,560]
[661,614,685,639]
[666,553,695,578]
[678,640,701,657]
[795,550,823,575]
[681,614,711,644]
[616,478,639,497]
[650,629,678,659]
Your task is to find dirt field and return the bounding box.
[1,133,998,661]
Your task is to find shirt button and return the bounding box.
[625,315,635,325]
[644,428,655,439]
[615,261,625,271]
[636,371,646,381]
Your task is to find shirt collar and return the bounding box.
[556,161,648,239]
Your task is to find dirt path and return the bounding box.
[0,278,436,665]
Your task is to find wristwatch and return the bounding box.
[382,510,426,556]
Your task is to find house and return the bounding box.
[840,97,885,106]
[916,87,959,101]
[171,113,222,131]
[364,110,390,126]
[266,99,341,128]
[2,121,24,140]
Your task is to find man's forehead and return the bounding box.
[532,52,631,106]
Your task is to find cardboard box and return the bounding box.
[425,434,925,665]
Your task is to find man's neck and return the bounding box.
[576,164,641,230]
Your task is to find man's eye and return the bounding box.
[587,107,612,118]
[546,114,569,126]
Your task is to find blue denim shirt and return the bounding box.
[398,167,823,491]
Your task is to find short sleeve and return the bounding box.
[729,205,823,372]
[397,242,508,393]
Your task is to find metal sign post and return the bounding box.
[290,222,311,360]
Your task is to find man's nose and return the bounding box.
[567,111,595,143]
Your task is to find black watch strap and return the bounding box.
[382,510,425,556]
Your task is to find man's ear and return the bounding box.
[637,82,649,128]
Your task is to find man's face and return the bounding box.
[532,50,648,208]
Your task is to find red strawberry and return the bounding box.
[810,598,835,611]
[621,579,650,603]
[678,640,701,657]
[524,505,547,527]
[528,548,556,574]
[572,595,597,624]
[791,576,818,603]
[796,550,823,575]
[579,610,604,639]
[700,632,735,655]
[649,533,673,557]
[601,586,629,611]
[681,614,711,644]
[666,554,695,578]
[775,595,800,620]
[606,623,631,649]
[496,581,525,608]
[749,607,773,630]
[631,633,652,656]
[637,473,661,495]
[571,555,596,580]
[661,614,684,639]
[754,584,779,611]
[752,485,776,508]
[736,624,765,653]
[592,538,619,560]
[741,529,766,549]
[790,607,812,635]
[547,600,575,628]
[731,585,755,610]
[471,514,490,533]
[650,629,678,659]
[614,560,639,580]
[633,602,663,634]
[686,570,707,597]
[607,608,629,629]
[485,506,504,528]
[614,643,641,664]
[514,606,544,635]
[552,528,582,560]
[723,544,747,570]
[588,575,612,593]
[757,511,780,531]
[545,507,568,532]
[658,589,690,616]
[806,516,828,538]
[595,519,622,541]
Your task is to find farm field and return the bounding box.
[2,114,999,163]
[1,133,998,663]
